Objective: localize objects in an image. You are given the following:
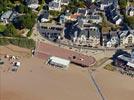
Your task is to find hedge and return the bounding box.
[104,64,116,71]
[0,37,35,49]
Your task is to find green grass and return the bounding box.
[104,64,116,71]
[0,24,6,32]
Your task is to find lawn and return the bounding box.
[0,23,6,32]
[104,64,116,71]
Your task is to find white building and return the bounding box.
[77,8,88,16]
[61,0,70,5]
[24,0,39,9]
[115,18,122,25]
[89,15,102,24]
[47,56,70,69]
[49,0,62,11]
[1,10,13,24]
[126,7,134,16]
[120,30,134,47]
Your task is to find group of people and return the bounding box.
[4,54,21,72]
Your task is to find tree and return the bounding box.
[0,0,10,13]
[125,16,134,29]
[16,13,37,29]
[15,4,32,14]
[27,29,33,37]
[10,0,23,3]
[118,0,128,9]
[4,23,17,37]
[39,0,45,5]
[15,4,25,13]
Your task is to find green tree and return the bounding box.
[27,29,33,37]
[0,0,10,13]
[125,16,134,29]
[118,0,128,9]
[39,0,45,5]
[17,13,37,29]
[16,4,25,13]
[4,23,17,37]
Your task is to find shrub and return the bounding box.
[49,10,60,17]
[0,38,9,45]
[125,16,134,29]
[0,37,35,49]
[27,29,33,37]
[9,38,35,49]
[37,6,42,11]
[104,64,116,71]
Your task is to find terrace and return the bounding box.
[35,42,96,67]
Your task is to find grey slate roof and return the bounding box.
[89,28,100,38]
[40,10,49,19]
[24,0,39,5]
[61,0,69,3]
[49,2,60,9]
[119,30,134,38]
[126,6,134,15]
[1,10,18,22]
[79,29,89,37]
[89,15,100,20]
[101,0,118,5]
[1,10,13,19]
[77,8,88,16]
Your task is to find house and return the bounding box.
[23,0,39,9]
[119,30,134,47]
[88,4,98,14]
[114,51,134,74]
[76,29,89,44]
[85,0,96,3]
[126,6,134,16]
[40,23,63,41]
[77,26,101,47]
[103,31,119,47]
[85,0,101,3]
[66,13,81,21]
[100,0,112,10]
[88,14,102,24]
[61,0,70,5]
[77,8,88,16]
[59,14,66,24]
[65,22,101,47]
[1,10,13,23]
[100,0,118,10]
[88,26,101,47]
[49,0,61,11]
[39,10,49,23]
[105,4,122,25]
[0,10,18,24]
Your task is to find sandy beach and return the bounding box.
[0,45,134,100]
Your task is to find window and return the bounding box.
[128,36,132,44]
[120,38,123,44]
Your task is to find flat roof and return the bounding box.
[127,62,134,68]
[118,55,131,62]
[49,56,70,66]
